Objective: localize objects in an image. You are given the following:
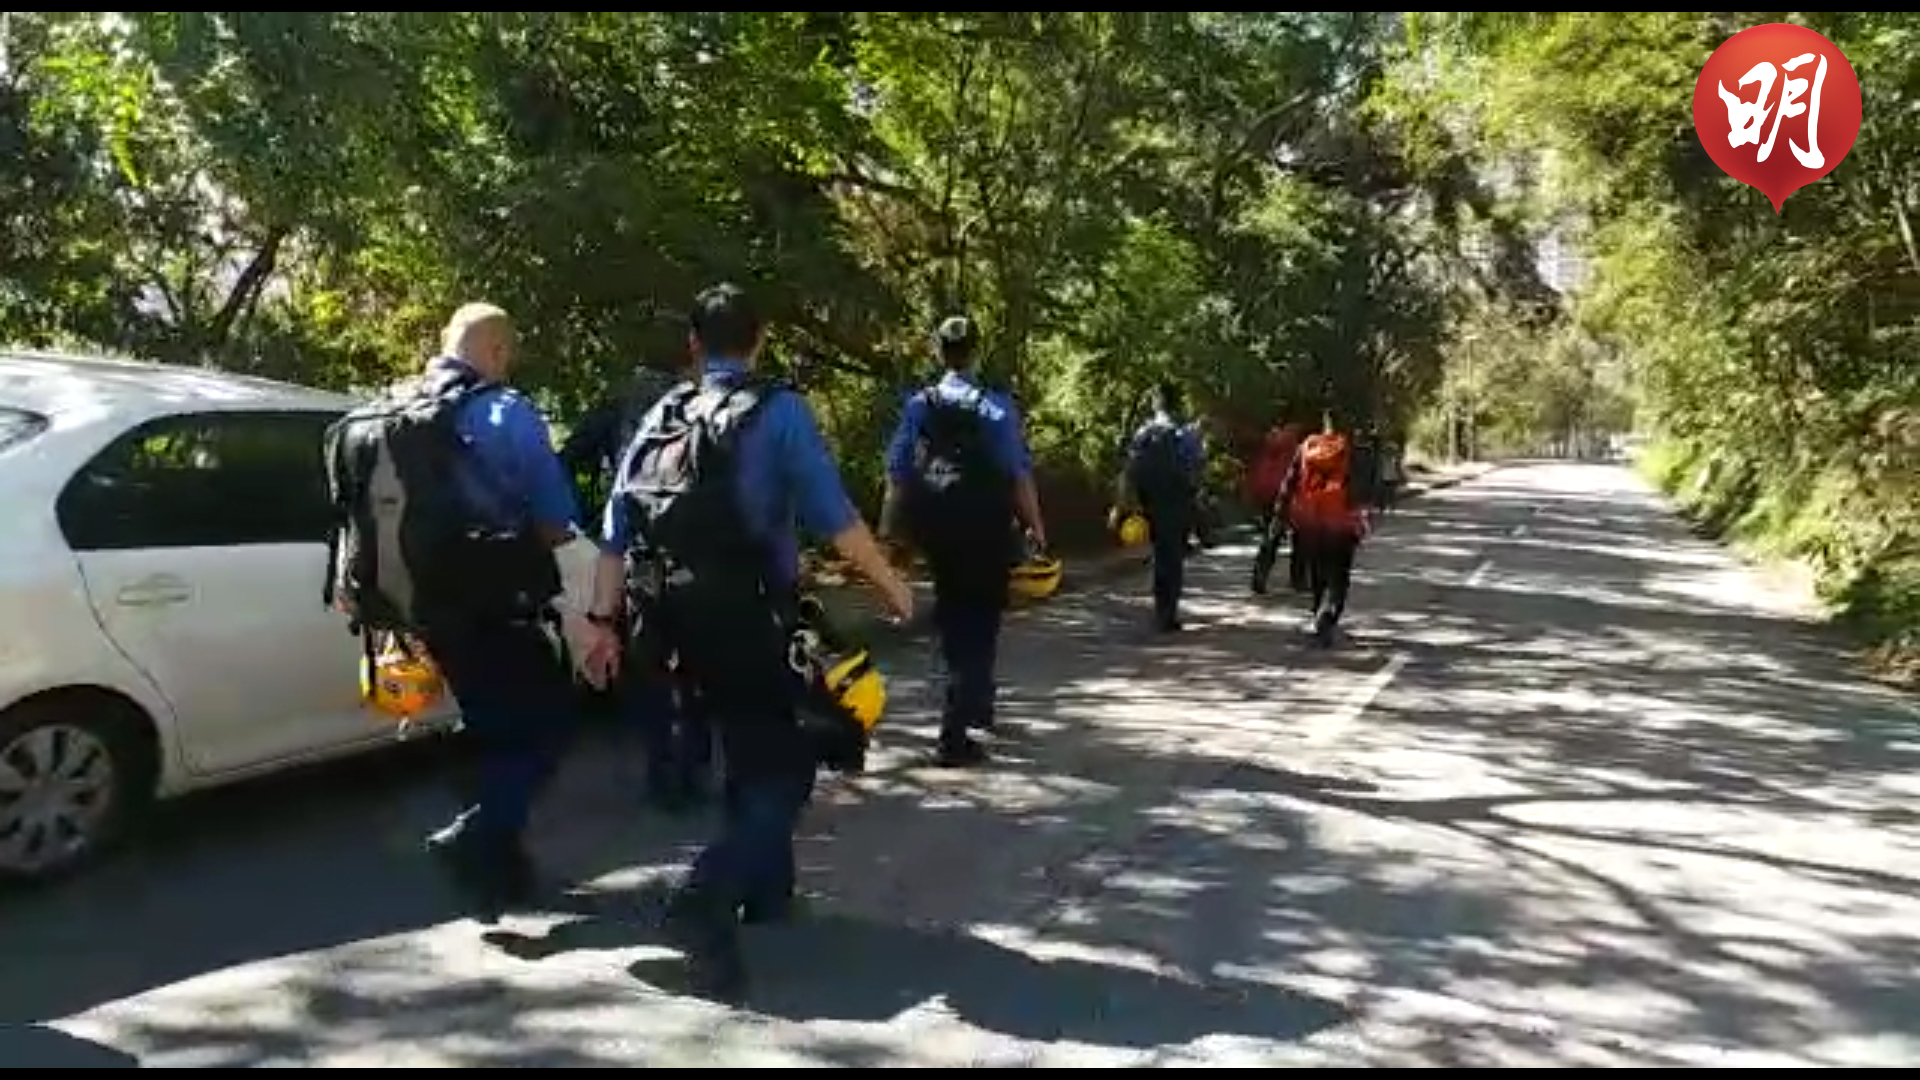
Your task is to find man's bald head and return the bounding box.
[441,302,516,382]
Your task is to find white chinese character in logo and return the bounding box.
[1718,51,1829,168]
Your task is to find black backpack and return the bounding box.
[900,388,1014,554]
[613,366,687,469]
[322,366,557,633]
[617,374,786,654]
[1129,421,1193,506]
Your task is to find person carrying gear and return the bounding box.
[560,357,711,813]
[1249,419,1304,595]
[576,283,912,1003]
[1121,383,1205,632]
[559,359,689,512]
[880,314,1047,767]
[1276,410,1371,646]
[324,302,581,917]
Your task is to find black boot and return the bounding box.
[426,822,537,921]
[660,888,748,1003]
[935,732,988,767]
[1312,606,1337,647]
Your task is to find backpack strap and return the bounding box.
[426,370,532,531]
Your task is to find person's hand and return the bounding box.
[578,621,622,689]
[1028,525,1049,554]
[875,571,914,624]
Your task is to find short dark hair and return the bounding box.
[933,314,976,369]
[689,283,763,358]
[1153,381,1183,415]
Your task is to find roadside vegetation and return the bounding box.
[2,12,1912,662]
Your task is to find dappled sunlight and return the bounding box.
[6,463,1917,1066]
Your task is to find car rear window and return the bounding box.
[0,406,49,454]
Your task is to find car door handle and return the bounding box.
[115,574,193,607]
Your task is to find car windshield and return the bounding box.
[0,406,50,455]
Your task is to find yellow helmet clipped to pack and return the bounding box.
[1009,553,1063,602]
[791,594,888,733]
[822,649,886,731]
[359,634,444,722]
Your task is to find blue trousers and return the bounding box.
[693,758,816,908]
[673,605,817,912]
[933,596,1003,743]
[425,618,574,857]
[1147,507,1192,623]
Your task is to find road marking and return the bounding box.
[1302,651,1409,746]
[1465,559,1493,587]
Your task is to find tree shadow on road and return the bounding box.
[10,466,1919,1066]
[629,912,1348,1049]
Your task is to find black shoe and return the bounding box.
[426,825,537,921]
[1154,615,1184,633]
[661,890,748,1002]
[741,891,807,926]
[1312,609,1338,647]
[934,736,989,767]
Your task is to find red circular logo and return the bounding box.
[1692,23,1862,213]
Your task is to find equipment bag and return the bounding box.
[617,374,787,665]
[1128,421,1193,508]
[901,388,1015,555]
[324,365,481,632]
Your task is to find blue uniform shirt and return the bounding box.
[885,370,1033,483]
[598,359,857,590]
[431,357,578,535]
[1129,411,1205,484]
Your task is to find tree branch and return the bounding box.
[205,223,288,348]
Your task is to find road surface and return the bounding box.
[3,460,1917,1067]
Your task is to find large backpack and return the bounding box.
[613,366,687,467]
[1291,432,1356,531]
[322,366,555,633]
[1129,421,1194,507]
[900,387,1015,556]
[617,374,786,661]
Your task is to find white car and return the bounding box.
[0,350,598,883]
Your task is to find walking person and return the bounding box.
[882,314,1047,767]
[1276,410,1370,645]
[577,283,912,1001]
[560,355,713,811]
[1120,382,1204,632]
[325,302,582,916]
[1249,417,1303,595]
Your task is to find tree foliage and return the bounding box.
[1383,11,1920,658]
[1,12,1512,507]
[5,12,1911,657]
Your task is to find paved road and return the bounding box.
[4,461,1918,1067]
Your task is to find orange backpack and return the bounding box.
[1291,432,1354,531]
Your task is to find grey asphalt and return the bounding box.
[4,460,1918,1067]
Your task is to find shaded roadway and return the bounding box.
[3,460,1917,1066]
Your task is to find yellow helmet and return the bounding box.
[1117,513,1149,548]
[1009,554,1063,601]
[360,638,444,721]
[821,649,886,730]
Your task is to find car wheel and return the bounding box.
[0,696,152,884]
